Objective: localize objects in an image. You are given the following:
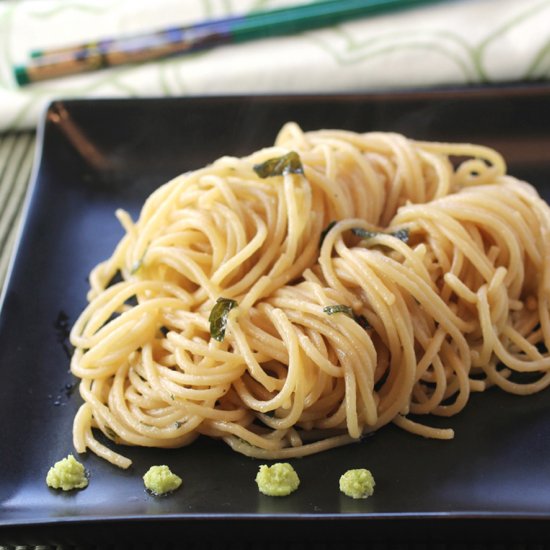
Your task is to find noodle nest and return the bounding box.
[69,123,550,469]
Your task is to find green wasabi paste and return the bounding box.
[143,465,182,495]
[46,454,88,491]
[255,463,300,496]
[339,468,375,499]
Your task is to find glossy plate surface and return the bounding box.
[1,87,550,544]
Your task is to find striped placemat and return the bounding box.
[0,544,548,550]
[0,131,36,293]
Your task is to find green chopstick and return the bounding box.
[14,0,438,86]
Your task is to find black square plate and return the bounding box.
[2,86,550,545]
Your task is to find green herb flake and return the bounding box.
[209,297,238,342]
[392,228,410,243]
[323,304,354,317]
[130,259,143,274]
[253,151,304,178]
[235,436,253,447]
[354,314,370,330]
[352,227,409,243]
[323,305,370,329]
[104,426,117,441]
[319,220,337,248]
[351,228,377,240]
[130,246,149,274]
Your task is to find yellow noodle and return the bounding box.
[69,123,550,468]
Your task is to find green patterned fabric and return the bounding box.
[1,0,550,131]
[0,131,35,292]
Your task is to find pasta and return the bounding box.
[69,122,550,469]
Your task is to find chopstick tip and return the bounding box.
[13,65,31,87]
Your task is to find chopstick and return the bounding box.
[14,0,438,86]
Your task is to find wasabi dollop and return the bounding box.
[46,454,88,491]
[339,468,375,499]
[255,463,300,496]
[143,465,182,495]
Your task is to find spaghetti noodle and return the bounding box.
[69,123,550,468]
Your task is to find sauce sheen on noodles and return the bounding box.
[69,123,550,469]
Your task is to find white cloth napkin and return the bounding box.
[1,0,549,132]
